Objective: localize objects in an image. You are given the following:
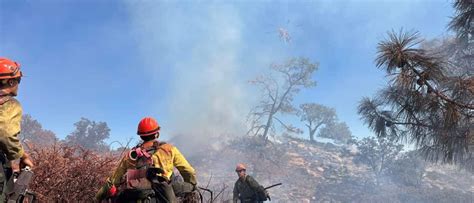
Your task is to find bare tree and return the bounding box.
[299,103,336,142]
[247,57,318,141]
[318,121,353,144]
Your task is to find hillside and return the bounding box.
[186,136,473,203]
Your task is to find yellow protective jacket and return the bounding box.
[0,97,24,160]
[97,140,197,200]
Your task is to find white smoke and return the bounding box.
[124,2,250,152]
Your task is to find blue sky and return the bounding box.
[0,0,454,147]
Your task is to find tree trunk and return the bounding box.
[309,128,316,142]
[308,122,323,143]
[262,101,277,141]
[262,112,273,141]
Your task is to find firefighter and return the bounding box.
[233,163,270,203]
[0,57,34,201]
[96,117,197,203]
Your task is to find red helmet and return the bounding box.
[235,163,246,171]
[137,117,160,136]
[0,57,22,80]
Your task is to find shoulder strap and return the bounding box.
[134,142,159,169]
[245,176,260,191]
[132,143,140,150]
[245,176,252,187]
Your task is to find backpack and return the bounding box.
[126,141,163,189]
[117,142,166,202]
[254,189,268,202]
[245,176,268,202]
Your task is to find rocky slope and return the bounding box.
[182,136,473,203]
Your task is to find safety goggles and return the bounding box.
[0,77,20,86]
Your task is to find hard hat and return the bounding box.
[235,163,246,171]
[137,117,160,136]
[0,57,22,80]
